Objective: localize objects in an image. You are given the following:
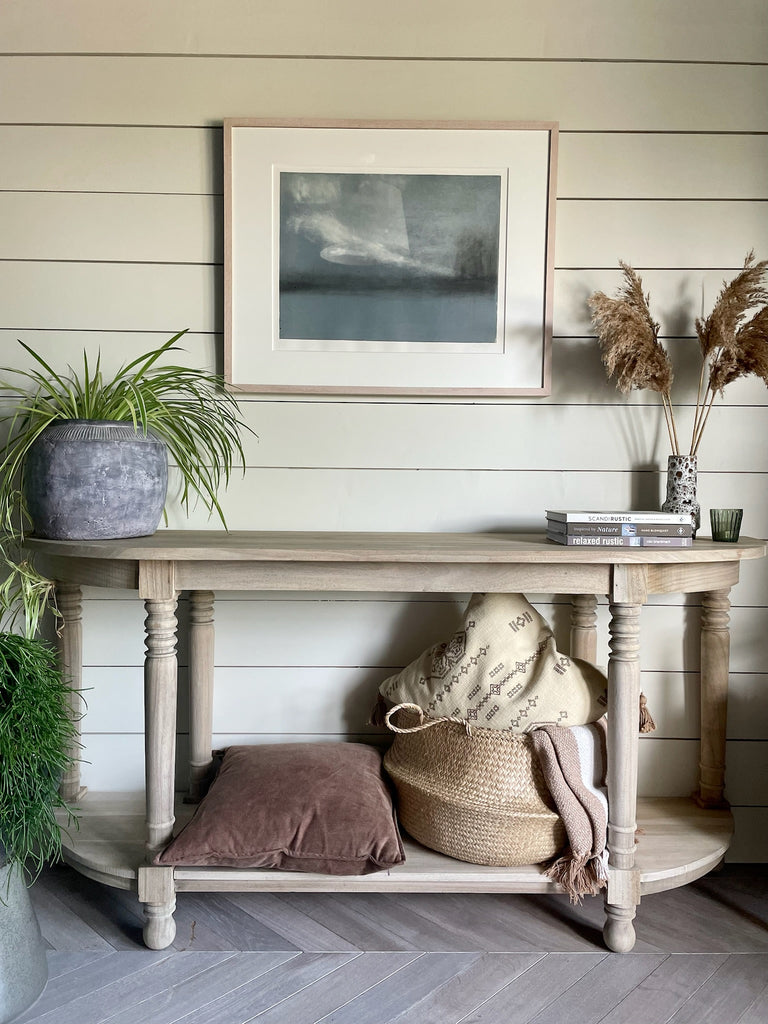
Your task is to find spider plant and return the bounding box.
[0,330,249,530]
[0,631,81,884]
[0,330,251,634]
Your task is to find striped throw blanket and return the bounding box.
[530,719,609,903]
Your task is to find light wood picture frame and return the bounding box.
[224,118,558,396]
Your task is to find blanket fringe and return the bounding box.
[639,692,656,733]
[544,849,609,904]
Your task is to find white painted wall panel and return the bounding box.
[0,125,221,194]
[1,59,767,131]
[558,134,768,201]
[4,126,766,203]
[3,1,766,62]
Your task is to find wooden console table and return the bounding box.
[27,531,766,953]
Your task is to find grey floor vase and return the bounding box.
[0,862,48,1024]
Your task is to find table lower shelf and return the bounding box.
[59,793,732,899]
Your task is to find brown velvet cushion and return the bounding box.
[154,742,405,875]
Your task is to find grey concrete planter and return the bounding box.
[24,420,168,540]
[0,860,48,1024]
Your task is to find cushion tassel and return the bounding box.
[368,693,389,727]
[639,692,656,733]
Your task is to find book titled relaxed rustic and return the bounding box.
[546,532,693,548]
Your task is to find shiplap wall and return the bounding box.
[1,1,767,859]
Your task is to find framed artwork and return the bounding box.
[224,118,558,396]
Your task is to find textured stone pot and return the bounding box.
[24,420,168,540]
[0,859,48,1024]
[661,454,700,536]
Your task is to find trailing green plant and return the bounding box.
[0,631,81,883]
[0,329,252,634]
[588,253,768,456]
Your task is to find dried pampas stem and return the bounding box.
[590,254,768,457]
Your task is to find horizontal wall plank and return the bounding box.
[0,330,217,377]
[3,127,766,203]
[556,201,768,270]
[4,264,765,341]
[224,402,768,473]
[0,262,216,332]
[3,1,766,62]
[3,330,765,407]
[0,125,221,194]
[0,192,218,263]
[558,134,768,201]
[4,192,767,276]
[1,58,766,131]
[79,663,768,742]
[78,598,768,675]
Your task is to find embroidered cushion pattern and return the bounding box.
[380,592,608,733]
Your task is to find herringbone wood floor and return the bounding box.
[17,864,768,1023]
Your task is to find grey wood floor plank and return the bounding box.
[385,953,545,1024]
[313,952,482,1024]
[30,885,116,952]
[32,869,144,951]
[524,954,668,1024]
[170,952,360,1024]
[634,885,768,953]
[597,954,730,1024]
[175,893,300,951]
[13,952,171,1024]
[448,952,608,1024]
[251,952,422,1024]
[735,976,768,1024]
[379,892,613,953]
[279,892,422,950]
[666,954,768,1024]
[225,892,361,952]
[45,951,115,981]
[22,952,236,1024]
[98,952,300,1024]
[328,892,507,952]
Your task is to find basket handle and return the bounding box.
[384,702,473,736]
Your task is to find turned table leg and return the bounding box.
[570,593,598,664]
[56,582,86,803]
[142,593,179,949]
[187,590,216,802]
[603,600,642,953]
[698,588,732,808]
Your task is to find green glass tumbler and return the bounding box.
[709,508,743,542]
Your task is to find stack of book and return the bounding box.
[545,510,695,547]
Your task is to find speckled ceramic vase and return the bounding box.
[0,858,48,1024]
[24,420,168,540]
[661,454,700,536]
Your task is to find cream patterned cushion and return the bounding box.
[380,593,607,732]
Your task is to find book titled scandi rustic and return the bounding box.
[546,509,694,525]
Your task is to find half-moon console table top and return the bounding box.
[27,531,766,954]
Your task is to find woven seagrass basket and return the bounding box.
[383,703,565,866]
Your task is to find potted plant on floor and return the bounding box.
[0,616,81,1022]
